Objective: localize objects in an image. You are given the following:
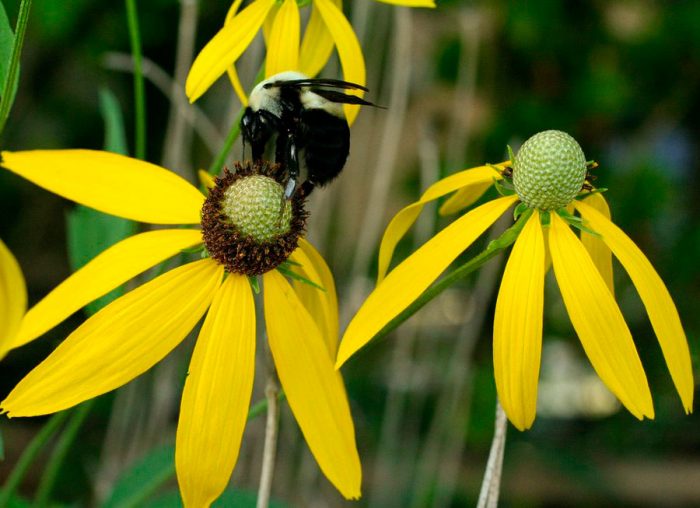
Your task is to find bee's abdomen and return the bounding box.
[301,109,350,186]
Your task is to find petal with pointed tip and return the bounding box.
[575,200,693,412]
[377,164,500,283]
[176,274,255,507]
[493,213,545,431]
[13,229,203,349]
[1,150,203,224]
[374,0,435,6]
[338,195,517,368]
[264,271,361,499]
[314,0,365,123]
[549,213,653,419]
[265,0,300,77]
[578,193,614,294]
[0,240,26,356]
[2,259,223,417]
[186,0,276,102]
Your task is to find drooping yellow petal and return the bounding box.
[575,200,693,412]
[313,0,365,123]
[578,193,614,294]
[289,238,339,356]
[12,229,203,349]
[176,275,255,508]
[264,271,361,499]
[548,213,653,419]
[438,181,495,216]
[377,164,500,283]
[493,213,545,431]
[265,0,300,77]
[2,259,223,417]
[261,2,281,44]
[299,0,340,77]
[225,65,248,106]
[374,0,436,7]
[1,150,204,224]
[338,195,517,368]
[186,0,276,103]
[225,0,246,22]
[0,239,26,355]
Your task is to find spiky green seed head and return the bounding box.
[513,130,587,210]
[222,175,292,242]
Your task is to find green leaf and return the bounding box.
[66,86,136,315]
[101,445,175,508]
[0,3,18,111]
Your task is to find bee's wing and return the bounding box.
[265,78,370,92]
[307,88,379,107]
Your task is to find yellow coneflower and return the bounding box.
[0,150,360,506]
[0,238,27,358]
[336,130,693,431]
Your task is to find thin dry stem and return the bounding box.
[257,374,280,508]
[476,402,508,508]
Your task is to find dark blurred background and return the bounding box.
[0,0,698,506]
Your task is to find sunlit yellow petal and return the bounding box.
[575,200,693,412]
[377,164,500,283]
[1,150,204,224]
[2,259,223,417]
[177,275,255,507]
[578,193,614,294]
[438,181,494,216]
[313,0,365,123]
[261,2,281,44]
[299,0,340,77]
[374,0,436,6]
[493,213,544,431]
[265,0,300,77]
[289,238,339,356]
[264,271,361,499]
[548,213,653,419]
[226,65,248,106]
[225,0,246,22]
[198,169,215,190]
[338,195,517,368]
[12,229,203,349]
[0,239,26,355]
[186,0,276,102]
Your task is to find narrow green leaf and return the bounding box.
[98,88,128,156]
[0,2,18,105]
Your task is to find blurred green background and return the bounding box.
[0,0,699,506]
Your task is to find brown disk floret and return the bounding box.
[201,161,308,276]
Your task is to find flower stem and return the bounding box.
[373,208,532,343]
[125,0,146,160]
[256,374,280,508]
[0,0,32,139]
[476,401,508,508]
[0,410,70,508]
[32,401,94,507]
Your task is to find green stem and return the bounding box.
[0,0,32,139]
[32,402,94,507]
[125,0,145,160]
[0,411,70,507]
[207,65,266,175]
[373,208,533,342]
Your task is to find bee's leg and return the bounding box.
[284,133,299,199]
[300,180,315,197]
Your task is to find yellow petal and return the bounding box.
[377,164,500,283]
[338,195,517,368]
[226,65,248,106]
[313,0,365,123]
[225,0,246,22]
[299,0,339,77]
[198,169,216,190]
[265,0,300,77]
[2,259,223,417]
[186,0,276,103]
[493,213,545,431]
[1,150,204,224]
[0,239,26,355]
[289,238,339,356]
[438,181,495,216]
[176,275,255,507]
[374,0,435,6]
[548,213,653,419]
[12,229,203,349]
[575,200,693,412]
[264,271,361,499]
[261,2,281,44]
[578,193,614,294]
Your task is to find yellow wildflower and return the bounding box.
[0,238,27,358]
[337,130,693,431]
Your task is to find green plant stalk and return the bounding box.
[207,65,266,175]
[0,410,70,508]
[372,208,533,343]
[125,0,145,160]
[32,401,94,507]
[0,0,32,138]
